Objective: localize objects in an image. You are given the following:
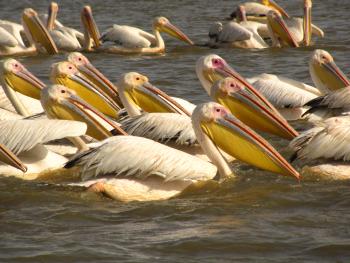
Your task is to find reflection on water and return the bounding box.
[1,0,350,262]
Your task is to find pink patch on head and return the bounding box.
[211,58,225,69]
[227,79,243,93]
[12,61,23,72]
[213,105,228,118]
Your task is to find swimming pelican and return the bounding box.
[45,2,85,51]
[41,84,126,141]
[210,77,298,139]
[208,5,286,49]
[81,6,194,55]
[229,0,290,22]
[67,52,122,107]
[196,54,298,139]
[63,102,299,202]
[0,119,87,180]
[50,61,121,119]
[289,116,350,179]
[0,8,57,56]
[0,58,45,117]
[267,0,323,47]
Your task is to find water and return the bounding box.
[1,0,350,262]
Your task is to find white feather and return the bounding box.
[66,135,217,182]
[0,119,87,155]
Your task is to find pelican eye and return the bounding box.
[78,57,82,61]
[68,66,73,70]
[61,90,66,94]
[136,77,140,81]
[216,108,221,113]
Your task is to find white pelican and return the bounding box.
[45,2,85,51]
[0,8,57,56]
[50,61,121,119]
[229,0,290,22]
[196,54,298,139]
[81,6,194,55]
[41,84,126,141]
[289,116,350,179]
[0,119,86,180]
[0,58,45,117]
[67,52,122,107]
[267,0,323,47]
[62,101,299,202]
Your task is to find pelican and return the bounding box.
[0,58,45,117]
[67,52,122,107]
[229,0,290,22]
[81,6,194,55]
[50,61,121,119]
[0,8,57,56]
[0,119,86,180]
[196,54,298,139]
[267,0,323,47]
[210,77,298,139]
[61,101,299,202]
[41,84,126,141]
[289,116,350,179]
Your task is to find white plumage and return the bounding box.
[0,119,86,155]
[100,25,156,48]
[66,135,217,182]
[248,73,321,108]
[120,113,196,145]
[290,116,350,161]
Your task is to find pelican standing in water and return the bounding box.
[289,116,350,179]
[0,119,87,180]
[0,8,58,56]
[81,6,194,55]
[42,84,299,201]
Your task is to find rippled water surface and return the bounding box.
[1,0,350,262]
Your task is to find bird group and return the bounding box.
[0,0,348,202]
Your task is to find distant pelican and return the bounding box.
[45,2,85,51]
[81,6,194,55]
[267,0,323,47]
[229,0,290,22]
[0,119,86,180]
[63,102,299,202]
[0,8,57,56]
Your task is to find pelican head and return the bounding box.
[192,102,300,179]
[153,17,194,45]
[41,84,126,140]
[267,10,299,47]
[22,8,58,54]
[196,54,276,112]
[210,77,298,139]
[67,52,120,103]
[81,5,101,47]
[309,49,350,93]
[0,58,45,100]
[0,144,27,173]
[118,72,189,117]
[51,61,121,118]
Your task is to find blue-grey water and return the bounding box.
[1,0,350,262]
